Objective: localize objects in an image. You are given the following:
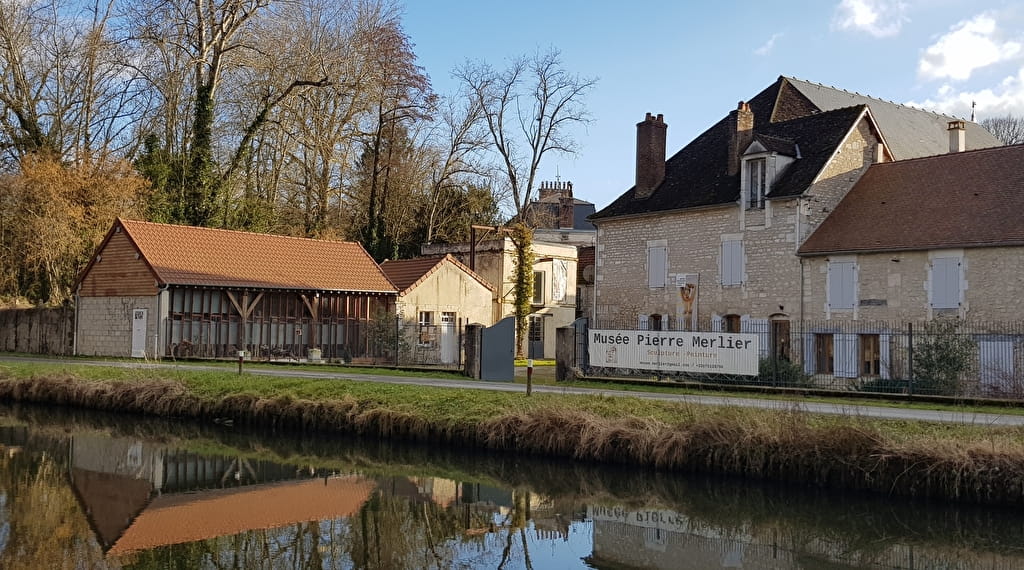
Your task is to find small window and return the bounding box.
[724,314,741,333]
[721,241,743,286]
[647,246,667,288]
[533,271,545,304]
[747,157,767,208]
[815,333,834,374]
[418,311,434,346]
[649,314,663,331]
[860,334,880,376]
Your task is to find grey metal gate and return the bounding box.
[481,316,515,381]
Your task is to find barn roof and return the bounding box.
[380,254,495,295]
[94,219,396,293]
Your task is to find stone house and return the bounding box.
[796,143,1024,385]
[420,238,578,359]
[380,254,494,365]
[589,76,1000,362]
[74,219,396,359]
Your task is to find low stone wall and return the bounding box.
[0,306,73,355]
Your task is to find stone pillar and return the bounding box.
[555,325,577,381]
[464,323,483,379]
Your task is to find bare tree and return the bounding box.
[456,48,596,358]
[981,114,1024,145]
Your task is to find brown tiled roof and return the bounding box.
[107,476,375,556]
[113,219,396,292]
[380,254,495,295]
[798,144,1024,255]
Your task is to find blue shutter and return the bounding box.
[979,340,1013,391]
[721,241,743,286]
[648,247,667,288]
[834,333,859,378]
[828,262,856,309]
[931,257,960,308]
[879,334,891,380]
[711,315,723,332]
[638,314,649,331]
[742,317,770,358]
[803,334,816,375]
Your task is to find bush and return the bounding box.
[757,357,812,388]
[911,321,976,396]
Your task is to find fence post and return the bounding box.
[394,315,400,366]
[907,322,914,395]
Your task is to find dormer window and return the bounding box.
[747,157,767,209]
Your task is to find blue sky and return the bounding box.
[403,1,1024,210]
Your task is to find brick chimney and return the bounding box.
[635,113,667,199]
[558,183,574,229]
[948,120,966,153]
[728,101,754,176]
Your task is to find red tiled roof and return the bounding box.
[116,219,396,292]
[380,254,495,295]
[798,144,1024,255]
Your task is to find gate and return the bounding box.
[481,317,515,381]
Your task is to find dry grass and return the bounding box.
[2,369,1024,505]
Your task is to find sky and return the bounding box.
[402,0,1024,210]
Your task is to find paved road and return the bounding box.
[4,356,1024,427]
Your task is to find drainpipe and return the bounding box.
[73,286,80,356]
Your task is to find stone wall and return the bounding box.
[76,295,160,358]
[0,306,73,355]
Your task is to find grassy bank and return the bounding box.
[1,361,1023,505]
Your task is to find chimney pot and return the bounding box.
[728,102,755,176]
[947,120,966,153]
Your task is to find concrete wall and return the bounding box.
[0,306,74,355]
[594,115,880,329]
[76,295,160,358]
[802,246,1024,321]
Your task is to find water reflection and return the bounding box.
[0,403,1023,569]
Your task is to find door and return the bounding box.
[439,312,458,365]
[528,316,544,359]
[131,308,148,358]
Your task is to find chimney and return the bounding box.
[635,113,667,199]
[558,193,574,229]
[728,101,754,176]
[948,120,966,153]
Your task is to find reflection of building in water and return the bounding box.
[64,433,375,556]
[586,505,1024,570]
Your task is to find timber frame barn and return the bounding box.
[74,219,397,360]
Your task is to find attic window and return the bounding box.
[747,157,767,209]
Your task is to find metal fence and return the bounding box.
[577,317,1024,398]
[165,316,464,369]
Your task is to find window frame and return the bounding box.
[747,156,767,209]
[417,311,435,347]
[815,333,834,374]
[532,271,545,305]
[860,333,880,376]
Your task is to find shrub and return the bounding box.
[911,321,976,396]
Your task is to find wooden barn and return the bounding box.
[74,219,397,360]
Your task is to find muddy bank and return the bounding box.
[1,373,1022,506]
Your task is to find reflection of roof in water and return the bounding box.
[107,475,376,556]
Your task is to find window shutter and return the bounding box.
[742,317,770,358]
[833,333,859,378]
[931,257,960,308]
[721,241,743,286]
[979,340,1013,391]
[638,314,649,331]
[879,334,891,380]
[648,246,667,288]
[803,334,816,375]
[828,261,856,309]
[711,314,723,332]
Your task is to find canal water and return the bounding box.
[0,403,1022,569]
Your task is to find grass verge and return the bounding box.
[1,361,1023,505]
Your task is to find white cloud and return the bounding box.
[832,0,908,38]
[918,14,1022,81]
[753,33,783,56]
[906,67,1024,120]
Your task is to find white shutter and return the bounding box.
[648,246,667,288]
[879,334,891,380]
[711,315,723,332]
[721,241,743,286]
[828,261,856,309]
[979,340,1014,391]
[931,257,960,309]
[803,334,816,374]
[638,314,649,331]
[833,333,859,378]
[742,317,770,358]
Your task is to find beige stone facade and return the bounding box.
[421,238,578,358]
[76,295,161,358]
[593,115,883,331]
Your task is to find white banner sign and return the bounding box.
[589,329,759,376]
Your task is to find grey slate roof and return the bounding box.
[785,77,1001,159]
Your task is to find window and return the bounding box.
[747,157,767,208]
[721,240,743,286]
[638,314,649,330]
[860,334,880,376]
[528,316,543,342]
[647,246,667,288]
[533,271,545,304]
[930,256,961,309]
[418,311,434,346]
[827,260,856,310]
[649,314,663,331]
[724,314,741,333]
[771,319,791,360]
[815,333,834,374]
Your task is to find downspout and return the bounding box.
[156,284,168,360]
[591,223,599,326]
